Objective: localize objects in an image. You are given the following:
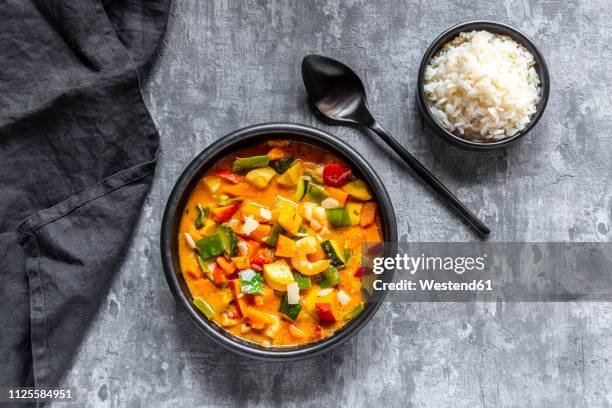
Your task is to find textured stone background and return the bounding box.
[54,1,612,407]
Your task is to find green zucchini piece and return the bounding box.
[279,295,302,320]
[217,225,238,257]
[195,204,209,229]
[292,272,312,290]
[265,222,282,247]
[320,240,346,267]
[295,177,309,201]
[231,156,270,173]
[315,266,341,288]
[306,183,328,204]
[343,302,365,321]
[195,233,225,259]
[196,254,215,282]
[326,207,352,228]
[193,297,215,319]
[238,269,264,295]
[270,157,295,174]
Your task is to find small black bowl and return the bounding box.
[417,20,550,150]
[161,122,397,361]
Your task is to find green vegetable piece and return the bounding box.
[292,225,309,241]
[270,157,295,174]
[320,240,346,267]
[195,204,209,229]
[195,233,225,259]
[343,302,365,321]
[292,272,311,290]
[218,194,230,203]
[196,254,214,282]
[193,297,215,319]
[265,223,282,247]
[325,207,352,228]
[218,224,238,258]
[231,155,270,173]
[344,248,354,262]
[295,177,309,201]
[238,269,264,295]
[279,295,302,320]
[218,197,244,206]
[306,183,328,204]
[315,266,341,288]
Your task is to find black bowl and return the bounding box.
[161,122,397,361]
[417,20,550,150]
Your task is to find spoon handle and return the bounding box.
[369,122,490,237]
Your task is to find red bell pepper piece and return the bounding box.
[212,265,228,286]
[250,251,273,270]
[228,279,249,317]
[354,266,365,277]
[211,202,240,223]
[315,303,336,324]
[214,168,243,185]
[323,163,352,187]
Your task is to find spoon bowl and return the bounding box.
[302,55,374,126]
[302,54,490,237]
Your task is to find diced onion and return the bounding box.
[317,288,334,297]
[287,282,300,304]
[321,198,339,208]
[314,206,326,220]
[237,240,248,256]
[184,233,196,250]
[242,215,259,236]
[337,290,351,305]
[310,219,322,231]
[259,207,272,221]
[302,202,315,220]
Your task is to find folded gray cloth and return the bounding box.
[0,0,170,398]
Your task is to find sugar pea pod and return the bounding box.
[343,302,365,321]
[193,297,215,319]
[195,204,209,229]
[231,155,270,173]
[196,254,215,282]
[265,223,282,247]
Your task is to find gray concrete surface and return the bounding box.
[55,1,612,407]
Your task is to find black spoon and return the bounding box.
[301,54,490,237]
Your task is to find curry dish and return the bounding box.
[178,139,381,347]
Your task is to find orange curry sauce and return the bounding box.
[178,139,381,347]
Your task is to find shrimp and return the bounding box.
[291,237,330,275]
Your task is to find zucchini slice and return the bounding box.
[320,240,346,267]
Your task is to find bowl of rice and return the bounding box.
[417,21,550,150]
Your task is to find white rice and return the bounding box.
[423,30,540,141]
